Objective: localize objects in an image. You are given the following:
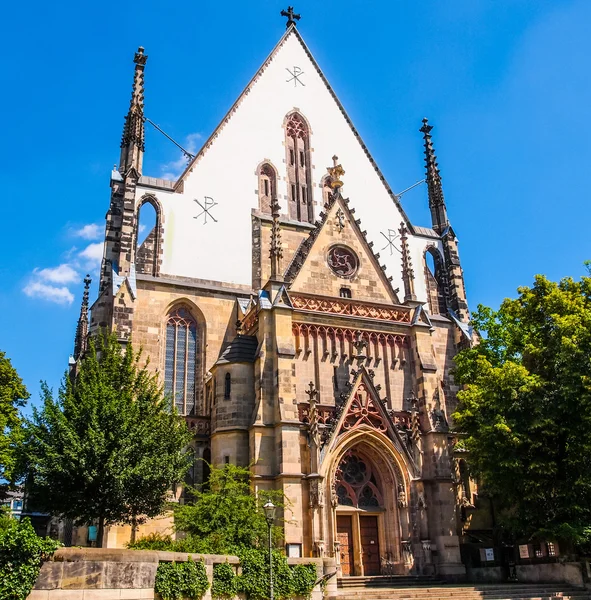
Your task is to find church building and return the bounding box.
[77,8,479,578]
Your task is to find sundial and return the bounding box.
[193,197,218,224]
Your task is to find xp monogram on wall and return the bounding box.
[380,229,400,255]
[193,197,218,224]
[327,245,358,278]
[286,66,305,87]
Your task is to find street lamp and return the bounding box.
[263,500,276,600]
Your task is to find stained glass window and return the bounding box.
[335,451,383,508]
[164,307,198,415]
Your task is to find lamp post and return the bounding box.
[263,500,276,600]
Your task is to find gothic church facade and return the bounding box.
[84,14,475,578]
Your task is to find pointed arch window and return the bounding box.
[424,247,447,315]
[164,306,198,415]
[335,451,383,508]
[258,163,276,214]
[136,198,161,276]
[285,112,313,223]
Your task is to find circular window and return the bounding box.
[327,245,358,278]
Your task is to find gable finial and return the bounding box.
[420,118,448,233]
[281,6,301,28]
[119,46,148,175]
[399,222,417,302]
[73,274,92,361]
[327,155,345,191]
[269,198,284,281]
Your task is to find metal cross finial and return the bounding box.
[281,6,301,28]
[83,274,92,289]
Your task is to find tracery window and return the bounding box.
[335,451,383,508]
[285,112,313,223]
[258,163,276,214]
[164,306,198,415]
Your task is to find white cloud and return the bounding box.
[138,224,146,234]
[23,281,74,305]
[79,242,104,266]
[35,264,80,284]
[73,223,102,240]
[160,132,202,180]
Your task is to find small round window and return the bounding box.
[327,245,358,278]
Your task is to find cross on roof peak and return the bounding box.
[281,6,301,28]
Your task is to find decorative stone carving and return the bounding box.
[401,540,413,565]
[313,539,325,557]
[327,245,358,278]
[397,483,407,508]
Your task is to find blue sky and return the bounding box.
[1,0,589,406]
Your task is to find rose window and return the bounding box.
[327,245,358,278]
[335,451,383,508]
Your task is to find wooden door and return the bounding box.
[336,515,354,576]
[360,515,381,576]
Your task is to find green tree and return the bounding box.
[453,270,591,548]
[0,351,29,497]
[172,464,285,554]
[26,332,192,546]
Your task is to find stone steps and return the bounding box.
[330,583,591,600]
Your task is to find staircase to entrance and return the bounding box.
[330,580,591,600]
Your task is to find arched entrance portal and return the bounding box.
[331,443,407,577]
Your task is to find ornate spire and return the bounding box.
[119,47,148,175]
[281,6,301,28]
[73,275,91,361]
[327,155,345,192]
[269,198,283,280]
[399,222,417,302]
[420,118,448,233]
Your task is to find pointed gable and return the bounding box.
[143,26,412,289]
[322,367,418,475]
[287,193,400,304]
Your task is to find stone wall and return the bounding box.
[28,547,337,600]
[467,562,587,588]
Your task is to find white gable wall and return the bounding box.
[136,31,439,305]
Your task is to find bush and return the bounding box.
[0,517,60,600]
[236,549,317,600]
[212,562,237,599]
[155,558,209,600]
[127,532,174,551]
[290,564,317,599]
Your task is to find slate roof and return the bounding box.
[413,226,440,239]
[215,335,258,365]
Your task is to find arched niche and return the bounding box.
[136,195,163,276]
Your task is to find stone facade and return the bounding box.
[81,20,480,579]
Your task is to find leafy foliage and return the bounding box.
[25,332,192,545]
[127,532,175,551]
[173,464,285,554]
[453,271,591,546]
[155,558,209,600]
[211,562,237,599]
[0,517,60,600]
[0,351,29,496]
[236,549,316,600]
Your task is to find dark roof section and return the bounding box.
[215,335,258,365]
